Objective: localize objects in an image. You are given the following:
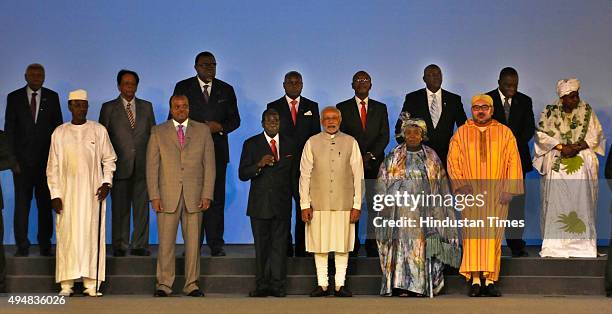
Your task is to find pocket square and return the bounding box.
[304,111,312,116]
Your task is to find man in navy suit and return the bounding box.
[266,71,320,257]
[171,51,241,256]
[394,64,467,166]
[4,63,63,257]
[487,67,535,258]
[239,109,296,297]
[337,70,389,257]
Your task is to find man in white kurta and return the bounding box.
[47,89,117,296]
[533,78,605,258]
[300,106,363,297]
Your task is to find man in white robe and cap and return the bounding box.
[47,89,117,296]
[300,106,363,297]
[533,78,606,258]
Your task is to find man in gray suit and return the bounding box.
[100,69,156,257]
[146,95,215,297]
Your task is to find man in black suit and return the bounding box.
[171,51,241,256]
[487,67,535,258]
[266,71,320,257]
[394,64,467,166]
[4,63,63,257]
[239,109,296,297]
[606,144,612,298]
[100,69,156,257]
[0,130,17,293]
[336,70,389,257]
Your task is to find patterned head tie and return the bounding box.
[397,111,428,141]
[556,77,580,98]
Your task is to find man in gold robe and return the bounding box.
[447,94,523,297]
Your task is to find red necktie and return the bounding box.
[270,138,278,161]
[290,100,298,125]
[178,125,185,148]
[360,100,367,130]
[30,92,38,121]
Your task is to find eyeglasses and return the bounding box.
[196,63,217,67]
[472,105,492,111]
[354,78,371,83]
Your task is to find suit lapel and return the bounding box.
[365,99,376,133]
[420,89,435,132]
[351,98,365,136]
[280,97,296,131]
[21,87,35,125]
[165,121,181,149]
[134,98,147,131]
[259,133,273,156]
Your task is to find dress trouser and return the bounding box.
[157,191,202,294]
[0,212,6,291]
[111,174,149,252]
[251,217,289,291]
[12,164,53,251]
[290,197,306,255]
[605,227,612,294]
[354,179,378,255]
[505,182,527,253]
[200,161,226,252]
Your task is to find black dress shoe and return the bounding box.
[606,291,612,298]
[469,284,481,297]
[130,248,151,256]
[211,249,226,257]
[113,249,126,257]
[187,289,204,297]
[511,250,529,258]
[14,248,29,257]
[248,289,268,297]
[40,248,53,257]
[334,286,353,297]
[309,286,329,297]
[270,289,286,297]
[484,283,502,297]
[154,290,168,297]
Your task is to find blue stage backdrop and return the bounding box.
[1,0,611,244]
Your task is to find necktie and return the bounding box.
[178,125,185,148]
[430,94,440,128]
[126,102,136,129]
[290,100,298,125]
[30,92,37,121]
[202,84,210,104]
[503,97,511,122]
[270,138,278,161]
[360,101,367,130]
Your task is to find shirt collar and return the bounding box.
[264,132,279,143]
[285,95,301,104]
[121,96,135,106]
[426,88,442,99]
[498,89,512,104]
[197,76,213,89]
[27,86,41,95]
[354,96,369,105]
[173,118,189,128]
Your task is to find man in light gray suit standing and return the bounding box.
[146,95,215,297]
[100,69,156,257]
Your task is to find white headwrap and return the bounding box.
[68,89,88,101]
[556,78,580,97]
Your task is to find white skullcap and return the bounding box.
[556,78,580,97]
[68,89,88,101]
